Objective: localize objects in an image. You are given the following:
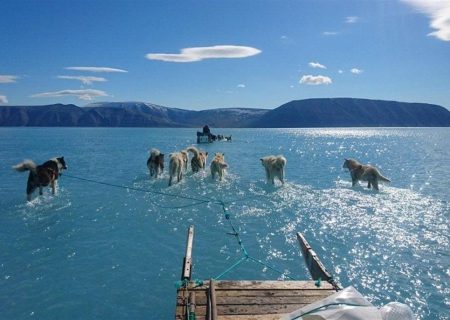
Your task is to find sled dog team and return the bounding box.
[147,146,391,190]
[148,146,231,186]
[13,150,390,201]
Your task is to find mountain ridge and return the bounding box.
[1,98,449,127]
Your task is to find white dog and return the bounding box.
[168,150,188,186]
[210,153,228,181]
[260,155,286,185]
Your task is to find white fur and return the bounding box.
[168,150,188,186]
[260,155,287,185]
[13,159,37,173]
[50,157,68,171]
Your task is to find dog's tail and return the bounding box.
[187,146,200,157]
[13,160,37,173]
[377,173,391,183]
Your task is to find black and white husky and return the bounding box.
[13,157,67,201]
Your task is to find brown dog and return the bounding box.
[147,148,164,178]
[13,157,68,201]
[210,152,228,181]
[187,146,208,173]
[343,158,390,190]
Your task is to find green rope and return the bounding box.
[63,173,298,282]
[214,200,297,281]
[63,173,213,209]
[213,256,249,280]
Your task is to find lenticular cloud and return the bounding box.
[299,75,332,85]
[146,45,262,62]
[32,89,108,101]
[402,0,450,41]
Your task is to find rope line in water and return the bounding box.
[62,173,296,281]
[62,173,214,209]
[215,200,296,281]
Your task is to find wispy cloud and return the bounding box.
[0,75,19,83]
[299,75,332,85]
[345,16,359,23]
[0,95,7,104]
[309,62,327,69]
[322,31,339,36]
[32,89,108,101]
[280,35,296,45]
[350,68,363,74]
[402,0,450,41]
[338,70,344,74]
[57,75,107,85]
[65,67,128,73]
[146,45,261,62]
[237,84,246,88]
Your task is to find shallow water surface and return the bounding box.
[0,127,449,319]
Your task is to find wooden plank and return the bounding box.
[190,280,333,290]
[209,279,218,320]
[177,303,310,316]
[179,289,334,299]
[181,225,194,281]
[189,292,196,315]
[177,315,288,320]
[297,232,333,282]
[182,294,331,306]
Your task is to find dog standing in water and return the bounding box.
[187,146,208,173]
[13,157,68,201]
[210,152,228,181]
[168,150,188,186]
[260,155,286,185]
[147,148,164,178]
[342,158,390,190]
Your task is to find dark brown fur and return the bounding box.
[343,158,390,190]
[187,146,208,173]
[14,157,67,201]
[147,149,164,178]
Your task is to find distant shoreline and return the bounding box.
[1,98,450,127]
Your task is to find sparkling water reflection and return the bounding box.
[0,127,449,319]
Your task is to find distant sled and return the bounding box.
[196,124,231,144]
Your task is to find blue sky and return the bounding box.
[0,0,449,110]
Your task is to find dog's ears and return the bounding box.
[260,158,263,162]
